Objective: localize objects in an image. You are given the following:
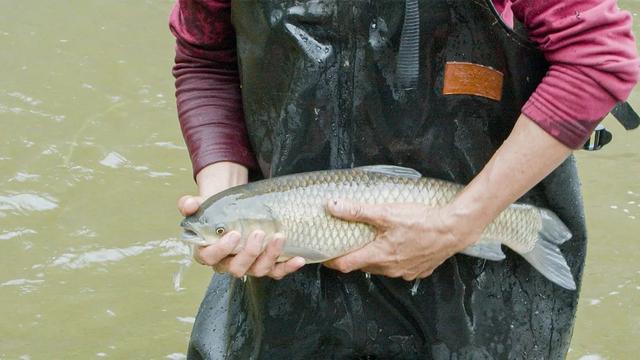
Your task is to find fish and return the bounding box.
[180,165,576,290]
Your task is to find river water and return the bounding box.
[0,1,638,359]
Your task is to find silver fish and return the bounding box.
[180,165,575,290]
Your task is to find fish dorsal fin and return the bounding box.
[355,165,422,179]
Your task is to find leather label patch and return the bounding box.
[443,62,504,101]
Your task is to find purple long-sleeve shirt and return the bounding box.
[170,0,639,177]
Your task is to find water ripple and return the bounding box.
[8,172,41,182]
[608,189,639,221]
[578,355,606,360]
[7,91,43,106]
[176,316,195,324]
[50,239,189,269]
[98,151,174,178]
[148,171,173,178]
[52,245,152,269]
[99,151,128,169]
[67,165,95,183]
[0,228,37,241]
[0,278,44,287]
[0,278,44,294]
[0,103,65,122]
[154,141,185,150]
[70,226,97,238]
[0,193,58,215]
[166,354,187,360]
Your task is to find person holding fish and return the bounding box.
[170,0,638,359]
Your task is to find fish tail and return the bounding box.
[519,209,576,290]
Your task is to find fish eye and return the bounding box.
[215,226,226,235]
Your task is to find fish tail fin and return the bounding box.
[538,209,572,245]
[519,209,576,290]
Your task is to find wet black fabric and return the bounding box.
[188,1,587,359]
[611,101,640,130]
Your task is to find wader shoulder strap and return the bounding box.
[611,101,640,130]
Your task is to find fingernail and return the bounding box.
[252,231,266,249]
[272,236,283,249]
[294,257,306,267]
[225,231,241,244]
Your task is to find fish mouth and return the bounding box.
[181,229,207,246]
[182,229,198,239]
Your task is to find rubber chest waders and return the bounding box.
[188,1,588,358]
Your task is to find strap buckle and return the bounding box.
[583,124,612,151]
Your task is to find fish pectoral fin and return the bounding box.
[355,165,422,179]
[276,255,293,263]
[282,245,330,263]
[460,242,506,261]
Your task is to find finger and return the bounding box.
[248,234,285,277]
[227,231,266,277]
[324,244,380,273]
[360,264,405,278]
[326,199,390,227]
[402,272,419,281]
[359,264,387,276]
[196,231,241,266]
[417,268,434,279]
[268,257,305,280]
[212,256,233,273]
[193,245,207,266]
[178,195,203,216]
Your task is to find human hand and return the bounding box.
[178,162,305,279]
[323,199,482,280]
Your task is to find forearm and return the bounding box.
[448,114,571,237]
[173,44,256,176]
[170,0,256,178]
[196,161,248,197]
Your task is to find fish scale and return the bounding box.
[263,168,530,259]
[181,165,577,289]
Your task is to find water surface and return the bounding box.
[0,1,638,359]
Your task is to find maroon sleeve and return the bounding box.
[169,0,256,178]
[510,0,640,148]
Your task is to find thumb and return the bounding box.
[326,199,389,227]
[178,195,204,216]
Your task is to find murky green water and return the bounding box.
[0,1,638,359]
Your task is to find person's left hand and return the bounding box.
[323,199,482,280]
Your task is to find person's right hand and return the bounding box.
[178,162,305,280]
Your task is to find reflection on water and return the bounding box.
[0,193,58,215]
[578,355,606,360]
[0,279,45,296]
[166,354,187,360]
[0,228,37,241]
[0,0,638,359]
[607,190,639,220]
[50,239,189,270]
[9,172,41,183]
